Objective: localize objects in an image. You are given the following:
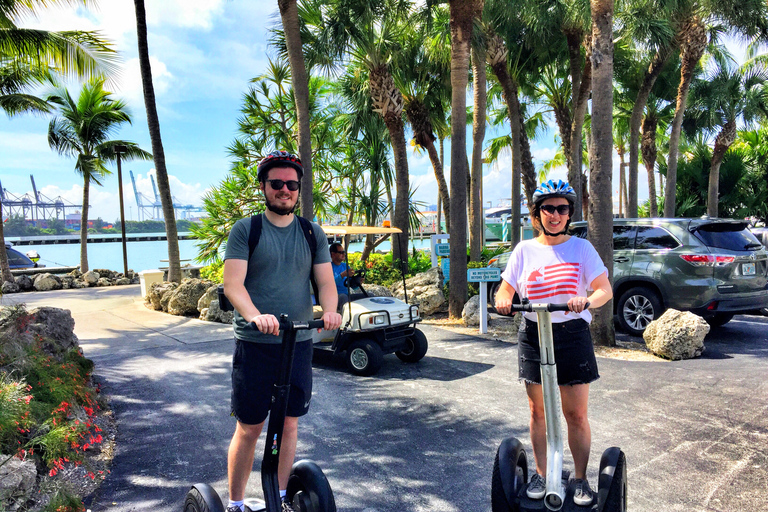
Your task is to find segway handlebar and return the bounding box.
[505,300,590,313]
[277,317,326,331]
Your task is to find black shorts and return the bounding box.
[518,318,600,386]
[231,338,313,425]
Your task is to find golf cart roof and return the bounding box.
[320,225,402,235]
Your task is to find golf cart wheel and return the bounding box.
[597,448,627,512]
[491,437,528,512]
[346,339,383,376]
[705,313,734,327]
[396,328,428,363]
[617,286,662,336]
[184,484,225,512]
[286,459,337,512]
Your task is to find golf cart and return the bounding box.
[313,225,428,376]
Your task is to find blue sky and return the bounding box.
[0,1,749,223]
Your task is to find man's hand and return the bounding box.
[250,314,280,335]
[321,311,342,332]
[342,268,355,277]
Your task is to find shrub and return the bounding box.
[200,261,224,283]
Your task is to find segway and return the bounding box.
[492,301,627,512]
[185,315,336,512]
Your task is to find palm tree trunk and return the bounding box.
[134,0,181,282]
[588,0,615,347]
[470,43,487,262]
[567,31,592,222]
[448,0,481,318]
[519,110,537,205]
[0,198,13,283]
[384,115,410,265]
[628,48,670,217]
[278,0,313,220]
[707,120,736,217]
[641,115,659,217]
[618,149,625,217]
[80,177,90,273]
[664,17,707,218]
[424,140,450,233]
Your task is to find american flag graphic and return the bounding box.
[526,262,580,300]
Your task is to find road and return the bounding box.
[6,285,768,512]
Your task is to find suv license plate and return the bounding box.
[742,262,756,276]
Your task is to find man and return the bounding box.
[330,242,355,308]
[222,150,342,512]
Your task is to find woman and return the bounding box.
[495,179,612,507]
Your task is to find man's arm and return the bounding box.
[223,258,280,335]
[313,262,342,331]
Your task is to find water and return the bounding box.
[14,234,435,272]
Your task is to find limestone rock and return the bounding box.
[197,284,220,311]
[362,284,393,297]
[68,269,82,279]
[643,308,709,360]
[96,277,112,287]
[93,268,118,280]
[148,281,179,311]
[58,275,75,290]
[14,275,34,291]
[389,267,446,316]
[33,273,62,291]
[2,281,20,294]
[204,299,234,324]
[167,278,213,316]
[26,306,79,356]
[116,277,131,285]
[82,270,100,285]
[462,295,481,326]
[0,455,37,510]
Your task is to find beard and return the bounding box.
[265,194,297,216]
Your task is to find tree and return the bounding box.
[277,0,314,219]
[133,0,181,282]
[470,28,487,261]
[0,198,12,283]
[588,0,615,346]
[448,0,483,318]
[46,79,151,273]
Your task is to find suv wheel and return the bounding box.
[617,287,662,336]
[705,313,734,327]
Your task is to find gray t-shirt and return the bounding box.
[224,215,331,343]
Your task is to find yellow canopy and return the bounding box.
[320,225,403,236]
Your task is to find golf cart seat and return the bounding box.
[312,305,324,319]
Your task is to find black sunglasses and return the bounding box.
[540,204,571,215]
[332,249,346,255]
[266,179,300,191]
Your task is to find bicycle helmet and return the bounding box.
[256,150,304,182]
[532,179,577,205]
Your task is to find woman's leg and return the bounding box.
[560,383,591,479]
[525,382,547,475]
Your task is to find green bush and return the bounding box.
[200,261,224,283]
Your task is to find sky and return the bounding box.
[0,1,750,224]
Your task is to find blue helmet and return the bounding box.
[532,179,577,205]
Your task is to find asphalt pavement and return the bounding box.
[4,285,767,512]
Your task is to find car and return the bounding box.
[487,218,768,336]
[3,243,44,270]
[751,226,768,248]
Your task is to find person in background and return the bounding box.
[330,242,356,309]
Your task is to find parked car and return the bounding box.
[751,226,768,248]
[487,218,768,335]
[3,243,43,270]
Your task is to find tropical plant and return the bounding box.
[46,79,151,273]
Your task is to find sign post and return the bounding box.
[467,267,502,334]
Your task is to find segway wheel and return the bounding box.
[396,328,428,363]
[286,459,337,512]
[597,447,627,512]
[184,484,225,512]
[346,338,383,376]
[491,437,528,512]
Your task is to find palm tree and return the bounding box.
[641,95,674,217]
[470,30,488,261]
[133,0,181,282]
[277,0,314,219]
[685,63,767,216]
[0,60,54,116]
[588,0,616,346]
[46,79,151,273]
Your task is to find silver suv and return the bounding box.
[488,218,768,336]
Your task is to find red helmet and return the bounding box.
[256,150,304,182]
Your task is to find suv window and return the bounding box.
[694,224,762,251]
[613,225,636,250]
[635,226,679,250]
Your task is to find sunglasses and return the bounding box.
[540,204,571,215]
[332,250,346,255]
[266,179,300,191]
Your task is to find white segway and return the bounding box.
[184,316,336,512]
[491,301,627,512]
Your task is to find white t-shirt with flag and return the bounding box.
[501,236,608,324]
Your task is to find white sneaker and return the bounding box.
[573,478,594,506]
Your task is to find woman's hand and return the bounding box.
[566,296,590,314]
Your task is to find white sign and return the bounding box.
[435,243,451,257]
[467,268,501,282]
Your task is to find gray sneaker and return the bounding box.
[573,479,594,506]
[226,507,243,512]
[526,473,546,499]
[281,498,296,512]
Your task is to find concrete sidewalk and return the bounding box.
[5,285,768,512]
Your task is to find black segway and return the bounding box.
[492,301,627,512]
[185,315,336,512]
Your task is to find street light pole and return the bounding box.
[114,145,129,277]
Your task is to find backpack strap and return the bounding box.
[248,214,262,260]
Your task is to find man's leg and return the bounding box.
[278,416,299,491]
[560,383,591,479]
[228,420,265,501]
